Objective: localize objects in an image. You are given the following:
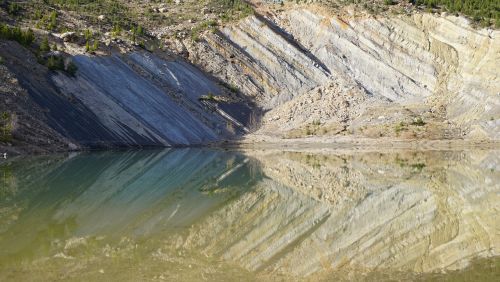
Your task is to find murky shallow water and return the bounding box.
[0,148,499,281]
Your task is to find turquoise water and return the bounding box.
[0,149,499,281]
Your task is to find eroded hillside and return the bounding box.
[188,1,500,142]
[0,0,499,153]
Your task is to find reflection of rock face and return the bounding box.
[186,150,500,277]
[0,149,498,280]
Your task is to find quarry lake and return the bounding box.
[0,148,499,281]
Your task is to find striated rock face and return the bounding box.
[275,10,499,137]
[190,14,335,109]
[2,5,499,150]
[52,53,227,146]
[0,42,251,150]
[189,8,499,140]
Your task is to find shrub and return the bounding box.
[45,56,65,72]
[395,122,408,134]
[92,40,99,51]
[40,37,50,52]
[36,11,58,31]
[410,117,426,126]
[0,24,35,46]
[112,24,122,37]
[7,2,21,16]
[65,61,78,77]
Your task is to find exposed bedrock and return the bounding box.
[1,41,251,150]
[1,6,499,150]
[276,10,499,136]
[189,9,499,139]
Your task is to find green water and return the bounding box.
[0,149,499,281]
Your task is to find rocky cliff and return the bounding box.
[187,5,499,141]
[1,2,499,153]
[0,40,253,153]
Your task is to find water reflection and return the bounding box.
[0,149,498,281]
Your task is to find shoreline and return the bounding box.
[218,135,500,151]
[2,136,499,157]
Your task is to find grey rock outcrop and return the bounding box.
[0,40,250,149]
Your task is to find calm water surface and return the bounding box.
[0,149,499,281]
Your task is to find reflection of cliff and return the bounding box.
[0,149,498,279]
[0,149,259,261]
[186,150,500,277]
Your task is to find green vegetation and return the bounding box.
[395,117,426,135]
[199,92,218,102]
[415,0,499,26]
[83,29,99,52]
[191,20,217,42]
[410,117,426,126]
[111,24,122,38]
[41,0,136,29]
[410,162,426,171]
[36,11,58,31]
[227,83,239,93]
[0,56,3,65]
[7,2,21,16]
[0,24,35,46]
[65,61,78,76]
[39,36,50,52]
[394,155,426,172]
[42,55,78,76]
[216,0,254,22]
[395,121,408,134]
[0,164,15,198]
[131,25,144,44]
[328,1,499,28]
[46,55,64,71]
[0,112,12,143]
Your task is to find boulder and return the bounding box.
[60,32,77,42]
